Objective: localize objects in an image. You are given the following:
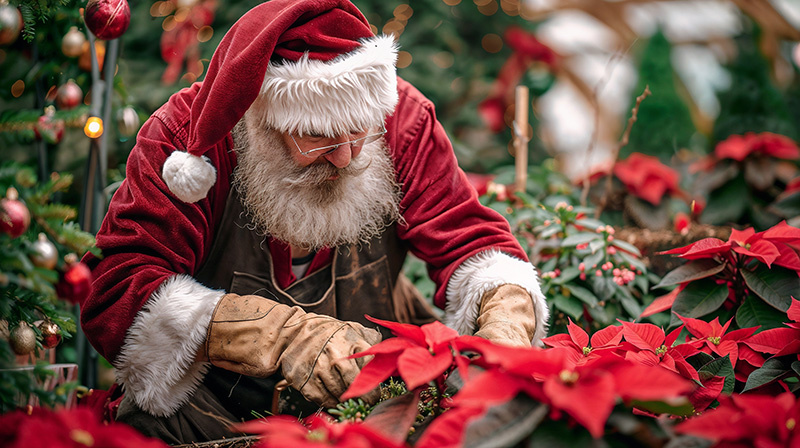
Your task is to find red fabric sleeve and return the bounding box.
[80,86,236,364]
[386,78,528,310]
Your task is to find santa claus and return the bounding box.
[80,0,548,443]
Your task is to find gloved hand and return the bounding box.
[204,294,382,407]
[474,284,536,347]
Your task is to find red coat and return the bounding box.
[80,77,528,365]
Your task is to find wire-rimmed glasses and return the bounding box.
[290,126,387,156]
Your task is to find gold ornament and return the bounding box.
[62,26,87,58]
[9,322,36,355]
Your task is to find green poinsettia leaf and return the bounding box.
[563,284,598,307]
[654,259,726,289]
[769,191,800,218]
[792,361,800,377]
[670,279,728,325]
[698,355,736,395]
[741,264,799,312]
[701,175,749,225]
[742,358,790,393]
[554,294,584,320]
[630,398,695,417]
[735,295,788,331]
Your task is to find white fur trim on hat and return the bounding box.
[443,249,549,345]
[162,151,217,203]
[115,275,224,417]
[259,34,399,136]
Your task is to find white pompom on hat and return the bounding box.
[161,0,399,203]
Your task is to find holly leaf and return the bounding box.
[654,259,726,289]
[670,279,728,326]
[735,295,788,331]
[741,264,799,311]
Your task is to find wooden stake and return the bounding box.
[513,85,530,194]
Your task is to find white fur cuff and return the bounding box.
[444,250,549,345]
[115,275,224,417]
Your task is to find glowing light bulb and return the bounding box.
[84,116,104,138]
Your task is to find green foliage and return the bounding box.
[624,31,698,161]
[0,163,94,412]
[713,28,797,142]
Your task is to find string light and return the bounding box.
[84,116,104,138]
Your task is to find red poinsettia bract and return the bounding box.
[541,318,623,363]
[341,317,467,400]
[236,415,404,448]
[618,320,699,381]
[660,221,800,272]
[714,132,800,162]
[675,392,800,447]
[0,407,167,448]
[452,346,692,438]
[613,153,686,205]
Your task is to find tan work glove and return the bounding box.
[474,284,537,347]
[204,294,382,407]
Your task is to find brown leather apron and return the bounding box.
[194,186,436,420]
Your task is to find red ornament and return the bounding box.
[34,106,65,144]
[0,187,30,239]
[55,80,82,110]
[56,254,92,305]
[38,321,62,349]
[84,0,130,41]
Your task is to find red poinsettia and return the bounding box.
[660,221,800,271]
[0,406,167,448]
[674,392,800,447]
[342,317,468,400]
[453,346,691,438]
[715,132,800,162]
[613,153,686,205]
[617,321,699,381]
[541,318,624,363]
[236,415,404,448]
[678,315,758,367]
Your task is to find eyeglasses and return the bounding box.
[290,126,387,156]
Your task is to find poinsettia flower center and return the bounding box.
[559,369,580,384]
[307,429,328,442]
[70,429,94,446]
[707,336,721,345]
[582,346,592,355]
[787,417,796,431]
[656,345,668,356]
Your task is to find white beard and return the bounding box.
[231,117,402,251]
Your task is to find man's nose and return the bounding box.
[322,139,353,168]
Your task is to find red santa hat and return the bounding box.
[162,0,399,203]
